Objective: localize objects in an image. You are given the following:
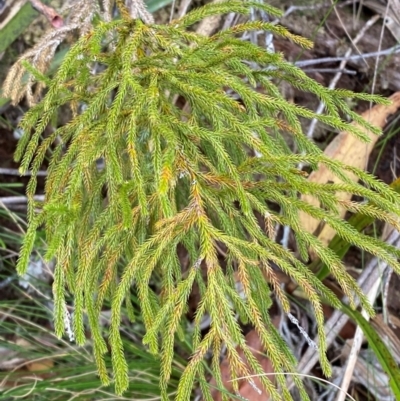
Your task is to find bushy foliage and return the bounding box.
[5,1,400,400]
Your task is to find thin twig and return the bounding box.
[294,45,400,68]
[28,0,63,28]
[0,168,47,177]
[169,0,176,22]
[0,195,45,205]
[306,13,380,140]
[370,0,390,100]
[177,0,192,18]
[330,0,369,68]
[302,68,356,75]
[282,0,356,18]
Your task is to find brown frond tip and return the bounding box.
[126,0,154,23]
[4,0,154,105]
[3,0,107,105]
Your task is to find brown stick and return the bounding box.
[28,0,63,28]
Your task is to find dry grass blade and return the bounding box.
[336,264,384,401]
[361,0,400,41]
[371,314,400,364]
[0,0,27,30]
[340,337,395,401]
[288,228,400,391]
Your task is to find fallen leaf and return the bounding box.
[300,91,400,251]
[26,358,54,372]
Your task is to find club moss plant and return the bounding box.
[4,1,400,400]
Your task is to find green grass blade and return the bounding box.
[0,1,52,54]
[146,0,174,13]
